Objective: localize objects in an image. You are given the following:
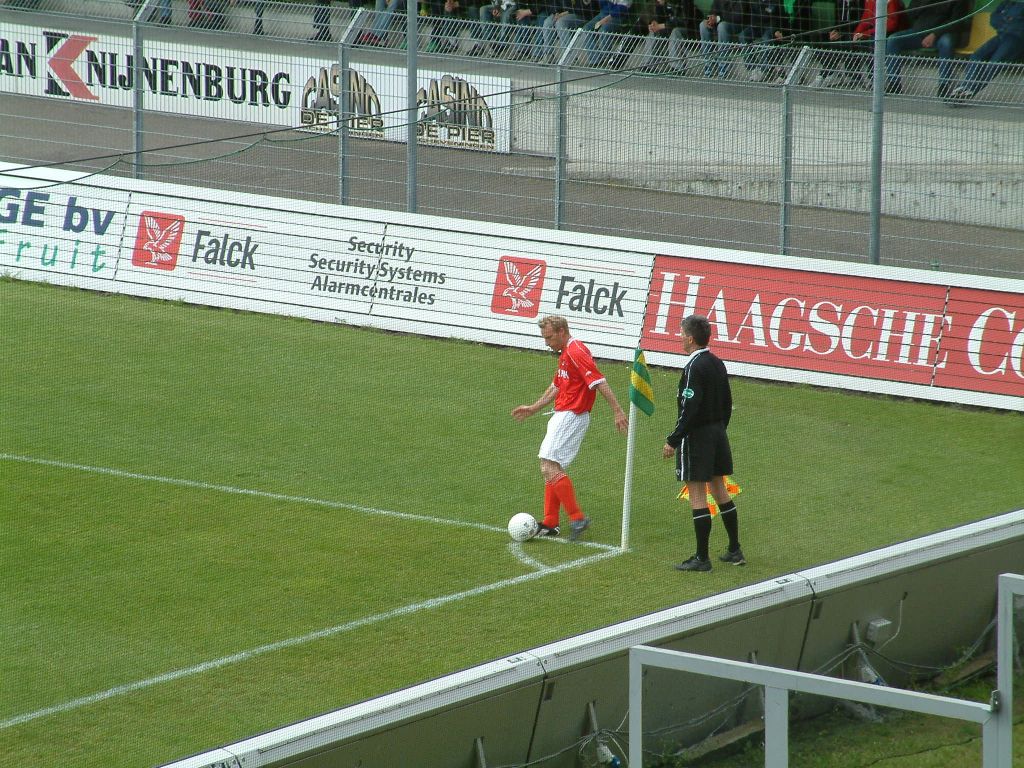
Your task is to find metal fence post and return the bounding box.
[338,36,348,206]
[628,650,644,768]
[132,1,155,180]
[555,63,566,230]
[407,0,418,213]
[555,30,587,230]
[868,3,888,265]
[338,10,365,206]
[996,574,1023,767]
[764,686,789,767]
[779,46,811,256]
[554,33,581,230]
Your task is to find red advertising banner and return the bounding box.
[941,287,1024,397]
[641,256,1024,399]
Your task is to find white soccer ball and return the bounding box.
[507,512,539,542]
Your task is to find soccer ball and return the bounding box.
[507,512,539,542]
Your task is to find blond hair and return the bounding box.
[538,315,569,333]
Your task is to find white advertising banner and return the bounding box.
[0,183,127,285]
[2,164,1021,410]
[0,22,511,152]
[0,165,649,358]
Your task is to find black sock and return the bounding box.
[719,500,739,551]
[692,508,712,560]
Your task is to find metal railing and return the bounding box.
[628,572,1023,767]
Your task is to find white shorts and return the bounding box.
[538,410,591,468]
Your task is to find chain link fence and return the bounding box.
[2,0,1022,277]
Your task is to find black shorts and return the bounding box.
[677,422,733,482]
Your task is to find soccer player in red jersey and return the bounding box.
[512,315,629,540]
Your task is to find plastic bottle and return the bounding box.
[596,741,622,767]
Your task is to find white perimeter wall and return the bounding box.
[2,163,1022,410]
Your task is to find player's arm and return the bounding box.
[512,383,558,421]
[594,380,628,434]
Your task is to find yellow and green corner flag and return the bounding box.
[629,348,655,416]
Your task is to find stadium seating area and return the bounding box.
[4,0,1018,95]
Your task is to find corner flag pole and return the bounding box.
[622,348,654,552]
[621,401,639,551]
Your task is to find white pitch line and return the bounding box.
[2,453,623,728]
[507,541,553,572]
[0,453,615,551]
[0,548,622,730]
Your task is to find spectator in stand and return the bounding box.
[539,0,600,61]
[633,0,699,72]
[129,0,172,22]
[582,0,633,66]
[809,0,864,86]
[772,0,821,81]
[813,0,904,86]
[469,0,517,55]
[358,0,400,45]
[311,0,333,41]
[885,0,970,96]
[851,0,907,48]
[783,0,817,41]
[698,0,747,77]
[187,0,230,29]
[209,0,231,28]
[249,0,267,34]
[948,0,1024,102]
[741,0,789,81]
[155,0,173,23]
[506,0,557,59]
[427,0,466,53]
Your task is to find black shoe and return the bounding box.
[533,523,559,538]
[719,547,746,565]
[675,555,711,572]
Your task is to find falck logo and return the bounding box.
[132,211,185,271]
[491,256,546,317]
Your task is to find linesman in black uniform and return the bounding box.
[662,314,745,572]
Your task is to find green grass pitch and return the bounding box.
[2,278,1022,768]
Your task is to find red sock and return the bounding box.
[552,474,584,521]
[543,480,560,528]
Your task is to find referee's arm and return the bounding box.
[722,377,733,429]
[666,373,705,448]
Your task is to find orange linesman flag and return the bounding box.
[678,476,742,516]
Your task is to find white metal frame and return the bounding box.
[629,573,1023,768]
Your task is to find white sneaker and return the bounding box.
[748,69,765,82]
[823,72,845,88]
[809,74,826,89]
[947,86,975,105]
